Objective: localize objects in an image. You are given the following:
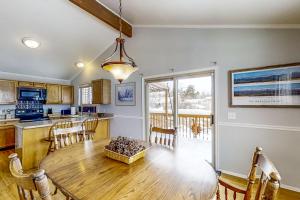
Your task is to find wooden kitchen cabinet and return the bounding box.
[61,85,74,104]
[0,80,17,104]
[0,126,15,149]
[0,79,73,105]
[19,81,45,88]
[18,81,34,87]
[92,79,111,104]
[46,84,61,104]
[33,82,46,88]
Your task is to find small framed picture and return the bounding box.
[229,63,300,108]
[115,82,136,106]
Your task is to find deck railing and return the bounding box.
[150,113,212,139]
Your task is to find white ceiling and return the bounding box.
[1,0,300,81]
[100,0,300,26]
[0,0,117,80]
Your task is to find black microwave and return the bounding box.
[17,87,47,101]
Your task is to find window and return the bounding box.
[79,85,92,105]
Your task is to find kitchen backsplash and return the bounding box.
[0,104,70,117]
[43,105,70,113]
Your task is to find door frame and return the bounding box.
[142,66,219,169]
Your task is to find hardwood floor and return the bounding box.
[0,149,299,200]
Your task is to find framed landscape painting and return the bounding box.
[229,63,300,108]
[115,82,136,106]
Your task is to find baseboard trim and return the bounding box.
[220,169,300,193]
[218,122,300,132]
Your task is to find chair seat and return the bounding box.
[218,176,247,194]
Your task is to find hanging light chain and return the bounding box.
[119,0,123,39]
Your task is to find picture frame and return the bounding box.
[229,63,300,108]
[115,82,136,106]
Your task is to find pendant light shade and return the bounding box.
[101,0,137,83]
[102,62,137,83]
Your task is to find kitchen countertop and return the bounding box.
[0,118,19,122]
[15,116,112,130]
[0,118,20,127]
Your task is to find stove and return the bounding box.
[15,100,45,121]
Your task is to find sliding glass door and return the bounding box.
[145,71,215,165]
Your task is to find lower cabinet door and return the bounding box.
[0,126,15,149]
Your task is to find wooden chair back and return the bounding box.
[217,147,281,200]
[8,153,52,200]
[246,147,281,200]
[82,117,98,140]
[50,120,73,136]
[149,126,177,148]
[53,125,84,150]
[47,120,73,154]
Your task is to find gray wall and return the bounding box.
[72,28,300,189]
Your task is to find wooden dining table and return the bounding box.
[40,139,218,200]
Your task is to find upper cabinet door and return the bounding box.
[18,81,34,87]
[46,84,62,104]
[92,79,111,105]
[0,80,17,104]
[101,79,111,104]
[33,82,46,88]
[61,85,74,105]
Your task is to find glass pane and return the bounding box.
[177,75,213,163]
[178,76,212,115]
[80,86,92,105]
[148,80,174,129]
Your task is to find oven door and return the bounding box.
[18,88,45,100]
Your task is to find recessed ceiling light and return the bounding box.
[75,62,85,68]
[22,37,40,49]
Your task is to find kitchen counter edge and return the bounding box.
[15,117,113,130]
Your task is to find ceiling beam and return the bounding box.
[69,0,132,37]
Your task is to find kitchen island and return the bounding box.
[15,117,111,170]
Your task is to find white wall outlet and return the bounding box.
[228,112,236,120]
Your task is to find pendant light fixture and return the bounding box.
[101,0,137,83]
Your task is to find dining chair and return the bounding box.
[8,153,52,200]
[80,117,98,140]
[53,125,84,150]
[45,121,73,155]
[216,147,281,200]
[149,126,177,148]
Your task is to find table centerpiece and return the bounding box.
[104,136,148,164]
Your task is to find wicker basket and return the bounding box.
[104,148,147,164]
